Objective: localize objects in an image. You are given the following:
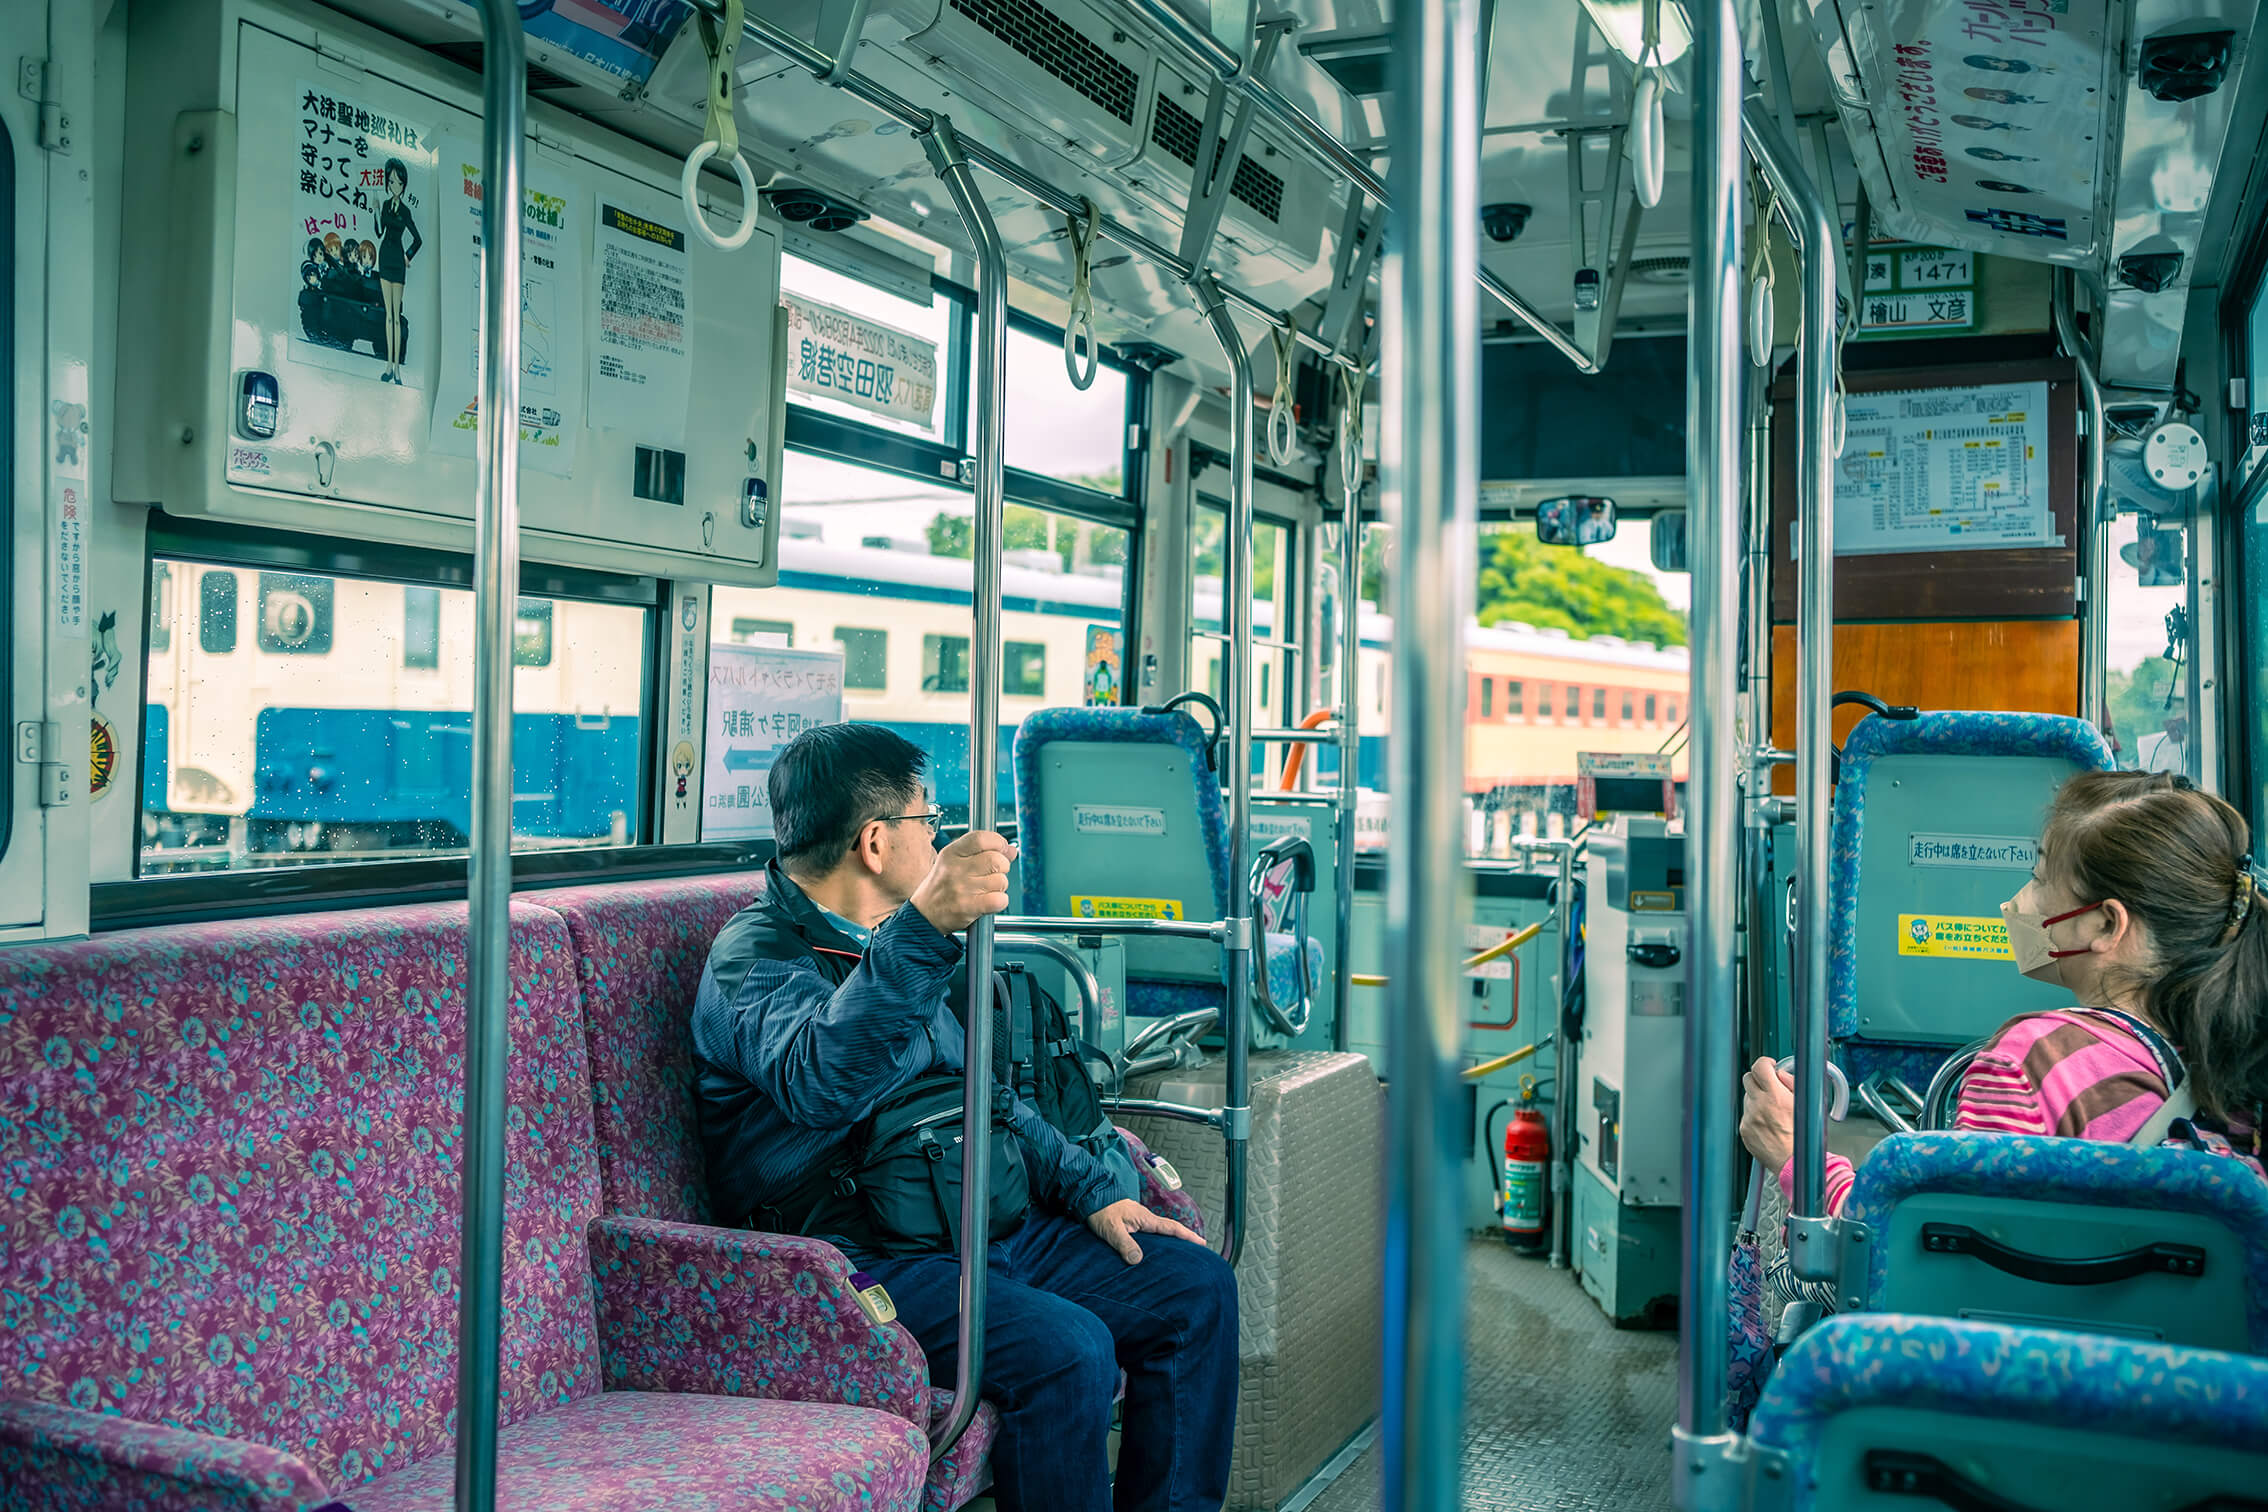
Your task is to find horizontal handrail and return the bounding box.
[1351,919,1545,988]
[1461,1043,1540,1081]
[994,915,1227,943]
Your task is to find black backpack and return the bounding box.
[962,963,1140,1201]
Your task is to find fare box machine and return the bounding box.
[1571,753,1685,1327]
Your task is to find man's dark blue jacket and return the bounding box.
[692,861,1121,1244]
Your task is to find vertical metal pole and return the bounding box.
[1675,0,1744,1494]
[2055,273,2109,736]
[921,115,1000,1458]
[1741,103,1836,1239]
[455,5,524,1509]
[1335,437,1363,1055]
[1382,0,1480,1497]
[1191,275,1253,1267]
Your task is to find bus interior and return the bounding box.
[5,0,2268,1506]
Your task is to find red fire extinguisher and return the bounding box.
[1490,1091,1550,1253]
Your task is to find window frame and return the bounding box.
[121,517,661,905]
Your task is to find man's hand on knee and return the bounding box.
[1085,1198,1205,1265]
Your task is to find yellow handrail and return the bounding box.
[1460,1044,1540,1081]
[1350,918,1545,989]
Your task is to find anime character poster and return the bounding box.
[1085,626,1122,707]
[288,80,434,387]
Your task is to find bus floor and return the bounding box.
[1302,1235,1677,1512]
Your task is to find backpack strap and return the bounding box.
[2130,1083,2201,1149]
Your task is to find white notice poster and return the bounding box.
[430,139,581,473]
[592,201,694,446]
[1834,381,2054,555]
[703,644,847,842]
[784,293,939,430]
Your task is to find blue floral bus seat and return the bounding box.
[1833,1131,2268,1351]
[1749,1315,2268,1512]
[1012,707,1322,1040]
[1828,712,2117,1096]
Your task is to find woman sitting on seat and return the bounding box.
[1742,770,2268,1211]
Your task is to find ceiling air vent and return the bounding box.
[1629,255,1691,285]
[424,40,578,95]
[1149,94,1286,223]
[944,0,1140,124]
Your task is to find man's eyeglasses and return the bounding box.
[873,806,944,835]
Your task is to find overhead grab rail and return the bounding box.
[917,113,1003,1464]
[457,3,526,1507]
[1741,97,1838,1280]
[706,0,1600,375]
[1350,919,1545,989]
[681,0,761,250]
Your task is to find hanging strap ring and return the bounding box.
[1337,361,1365,501]
[683,0,760,251]
[1267,313,1300,466]
[1063,200,1100,391]
[1748,178,1779,367]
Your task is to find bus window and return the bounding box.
[1192,504,1295,740]
[781,254,949,442]
[728,617,794,646]
[1005,640,1047,697]
[711,449,1126,827]
[836,627,887,690]
[257,574,334,655]
[199,571,238,654]
[141,562,646,872]
[148,564,174,655]
[403,587,440,669]
[2104,510,2194,777]
[925,634,972,694]
[1005,325,1128,492]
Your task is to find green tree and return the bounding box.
[1473,528,1688,646]
[926,505,1125,573]
[2104,656,2182,760]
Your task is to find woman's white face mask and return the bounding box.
[2000,888,2102,985]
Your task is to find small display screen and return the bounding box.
[1593,776,1667,815]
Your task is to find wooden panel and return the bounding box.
[1768,621,2080,793]
[1770,358,2080,622]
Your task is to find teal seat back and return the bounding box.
[1753,1316,2268,1512]
[1015,708,1228,984]
[1830,713,2116,1064]
[1842,1133,2268,1352]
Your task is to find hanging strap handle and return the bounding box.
[681,0,761,251]
[1748,171,1779,366]
[1337,360,1365,502]
[1064,199,1100,390]
[1266,313,1300,465]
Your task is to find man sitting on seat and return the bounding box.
[694,723,1240,1512]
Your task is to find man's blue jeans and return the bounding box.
[864,1214,1240,1512]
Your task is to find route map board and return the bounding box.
[1832,380,2053,555]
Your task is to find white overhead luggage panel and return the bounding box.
[113,0,788,585]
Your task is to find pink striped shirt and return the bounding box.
[1784,1009,2173,1215]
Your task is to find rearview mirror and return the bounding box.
[1650,510,1688,573]
[1536,495,1618,547]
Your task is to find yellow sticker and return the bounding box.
[1070,895,1184,920]
[1897,913,2014,960]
